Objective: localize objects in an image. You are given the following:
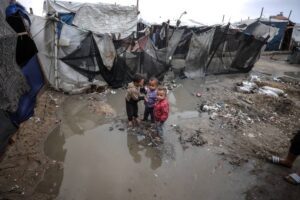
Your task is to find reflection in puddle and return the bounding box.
[40,80,256,200]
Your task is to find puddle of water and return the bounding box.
[39,80,257,200]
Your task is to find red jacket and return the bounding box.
[154,98,169,122]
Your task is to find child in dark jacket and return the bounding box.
[153,86,169,140]
[125,73,145,127]
[143,77,158,123]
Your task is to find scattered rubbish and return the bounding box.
[261,86,284,96]
[236,81,257,93]
[248,133,255,138]
[209,112,218,120]
[176,127,207,147]
[118,128,125,131]
[258,88,279,97]
[196,92,202,97]
[109,127,114,131]
[201,104,219,112]
[171,124,177,127]
[250,75,261,82]
[110,90,116,95]
[154,173,158,177]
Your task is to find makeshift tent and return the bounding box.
[260,19,289,51]
[0,12,29,112]
[31,0,140,93]
[10,55,45,124]
[140,29,184,80]
[185,25,269,78]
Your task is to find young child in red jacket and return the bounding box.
[153,86,169,141]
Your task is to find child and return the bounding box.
[153,86,169,141]
[125,73,145,127]
[143,77,158,123]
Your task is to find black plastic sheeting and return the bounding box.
[62,33,133,88]
[62,29,184,87]
[61,33,102,81]
[0,110,18,154]
[6,13,38,67]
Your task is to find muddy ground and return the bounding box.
[0,55,300,200]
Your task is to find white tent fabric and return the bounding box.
[45,0,89,13]
[292,23,300,44]
[45,0,138,39]
[30,15,105,93]
[72,4,137,39]
[93,34,116,70]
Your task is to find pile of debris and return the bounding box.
[174,126,207,147]
[236,77,287,98]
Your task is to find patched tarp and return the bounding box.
[260,19,288,51]
[10,55,44,124]
[93,34,116,70]
[185,25,267,77]
[72,3,137,39]
[141,29,185,79]
[30,15,106,93]
[0,12,29,112]
[185,28,215,78]
[61,33,101,81]
[243,21,278,42]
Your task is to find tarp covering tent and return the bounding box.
[30,15,104,93]
[10,55,45,124]
[45,0,138,39]
[30,0,140,92]
[260,18,289,51]
[141,29,185,80]
[234,20,279,43]
[0,12,29,112]
[185,25,269,78]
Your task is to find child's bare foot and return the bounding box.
[128,121,133,127]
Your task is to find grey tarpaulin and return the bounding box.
[166,29,185,64]
[243,21,278,42]
[0,13,29,112]
[72,3,138,39]
[141,29,184,79]
[233,20,279,43]
[93,34,116,71]
[185,25,268,78]
[185,28,215,78]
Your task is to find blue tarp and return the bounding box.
[5,2,31,25]
[10,55,44,124]
[57,13,75,38]
[261,21,288,51]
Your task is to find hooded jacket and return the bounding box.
[154,98,169,122]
